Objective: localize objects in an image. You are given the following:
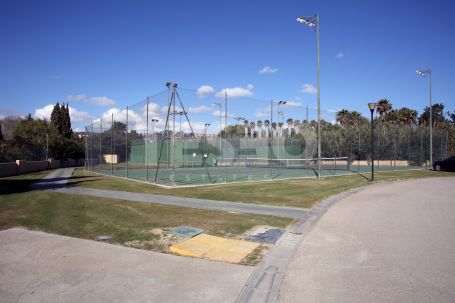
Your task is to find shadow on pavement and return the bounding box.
[0,176,99,195]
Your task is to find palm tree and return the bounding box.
[398,107,417,126]
[336,109,350,127]
[264,120,270,138]
[243,119,249,137]
[249,121,255,138]
[376,99,392,118]
[271,122,277,137]
[375,99,392,167]
[350,111,363,126]
[293,119,300,134]
[257,120,263,138]
[286,118,293,137]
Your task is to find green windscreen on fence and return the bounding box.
[84,85,448,187]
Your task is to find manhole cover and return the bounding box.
[169,226,203,238]
[245,229,284,244]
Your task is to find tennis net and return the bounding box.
[245,157,350,170]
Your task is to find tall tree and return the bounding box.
[448,110,455,125]
[0,123,3,142]
[50,102,63,135]
[61,103,73,138]
[418,103,447,127]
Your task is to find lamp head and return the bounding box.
[368,103,377,112]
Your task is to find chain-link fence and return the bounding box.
[85,86,448,187]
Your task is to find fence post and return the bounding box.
[126,106,128,179]
[100,119,102,171]
[146,97,149,181]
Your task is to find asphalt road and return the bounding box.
[278,177,455,303]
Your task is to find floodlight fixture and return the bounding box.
[416,69,431,77]
[165,82,178,88]
[296,16,317,28]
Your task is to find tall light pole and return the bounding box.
[212,102,222,159]
[416,69,432,167]
[204,123,211,153]
[368,102,377,182]
[277,101,286,159]
[175,111,185,138]
[277,100,287,124]
[151,119,159,138]
[297,14,321,178]
[234,117,245,137]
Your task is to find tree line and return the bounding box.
[0,103,84,162]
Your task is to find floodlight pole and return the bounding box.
[213,102,222,159]
[297,14,321,178]
[316,14,321,179]
[416,69,433,167]
[151,119,158,137]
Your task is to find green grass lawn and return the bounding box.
[0,171,291,260]
[71,168,454,208]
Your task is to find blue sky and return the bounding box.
[1,0,454,132]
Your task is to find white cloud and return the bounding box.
[255,111,269,118]
[212,110,232,118]
[301,83,318,94]
[90,96,115,106]
[66,94,116,106]
[196,85,215,97]
[327,108,340,113]
[215,85,253,98]
[247,83,254,90]
[34,104,54,120]
[259,66,278,74]
[282,101,302,108]
[67,94,87,102]
[34,104,91,123]
[336,52,344,59]
[189,105,212,114]
[69,107,91,123]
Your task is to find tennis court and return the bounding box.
[92,158,422,187]
[84,85,440,187]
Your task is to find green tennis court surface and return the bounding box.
[90,164,422,187]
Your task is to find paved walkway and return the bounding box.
[278,177,455,303]
[0,228,252,303]
[34,168,308,219]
